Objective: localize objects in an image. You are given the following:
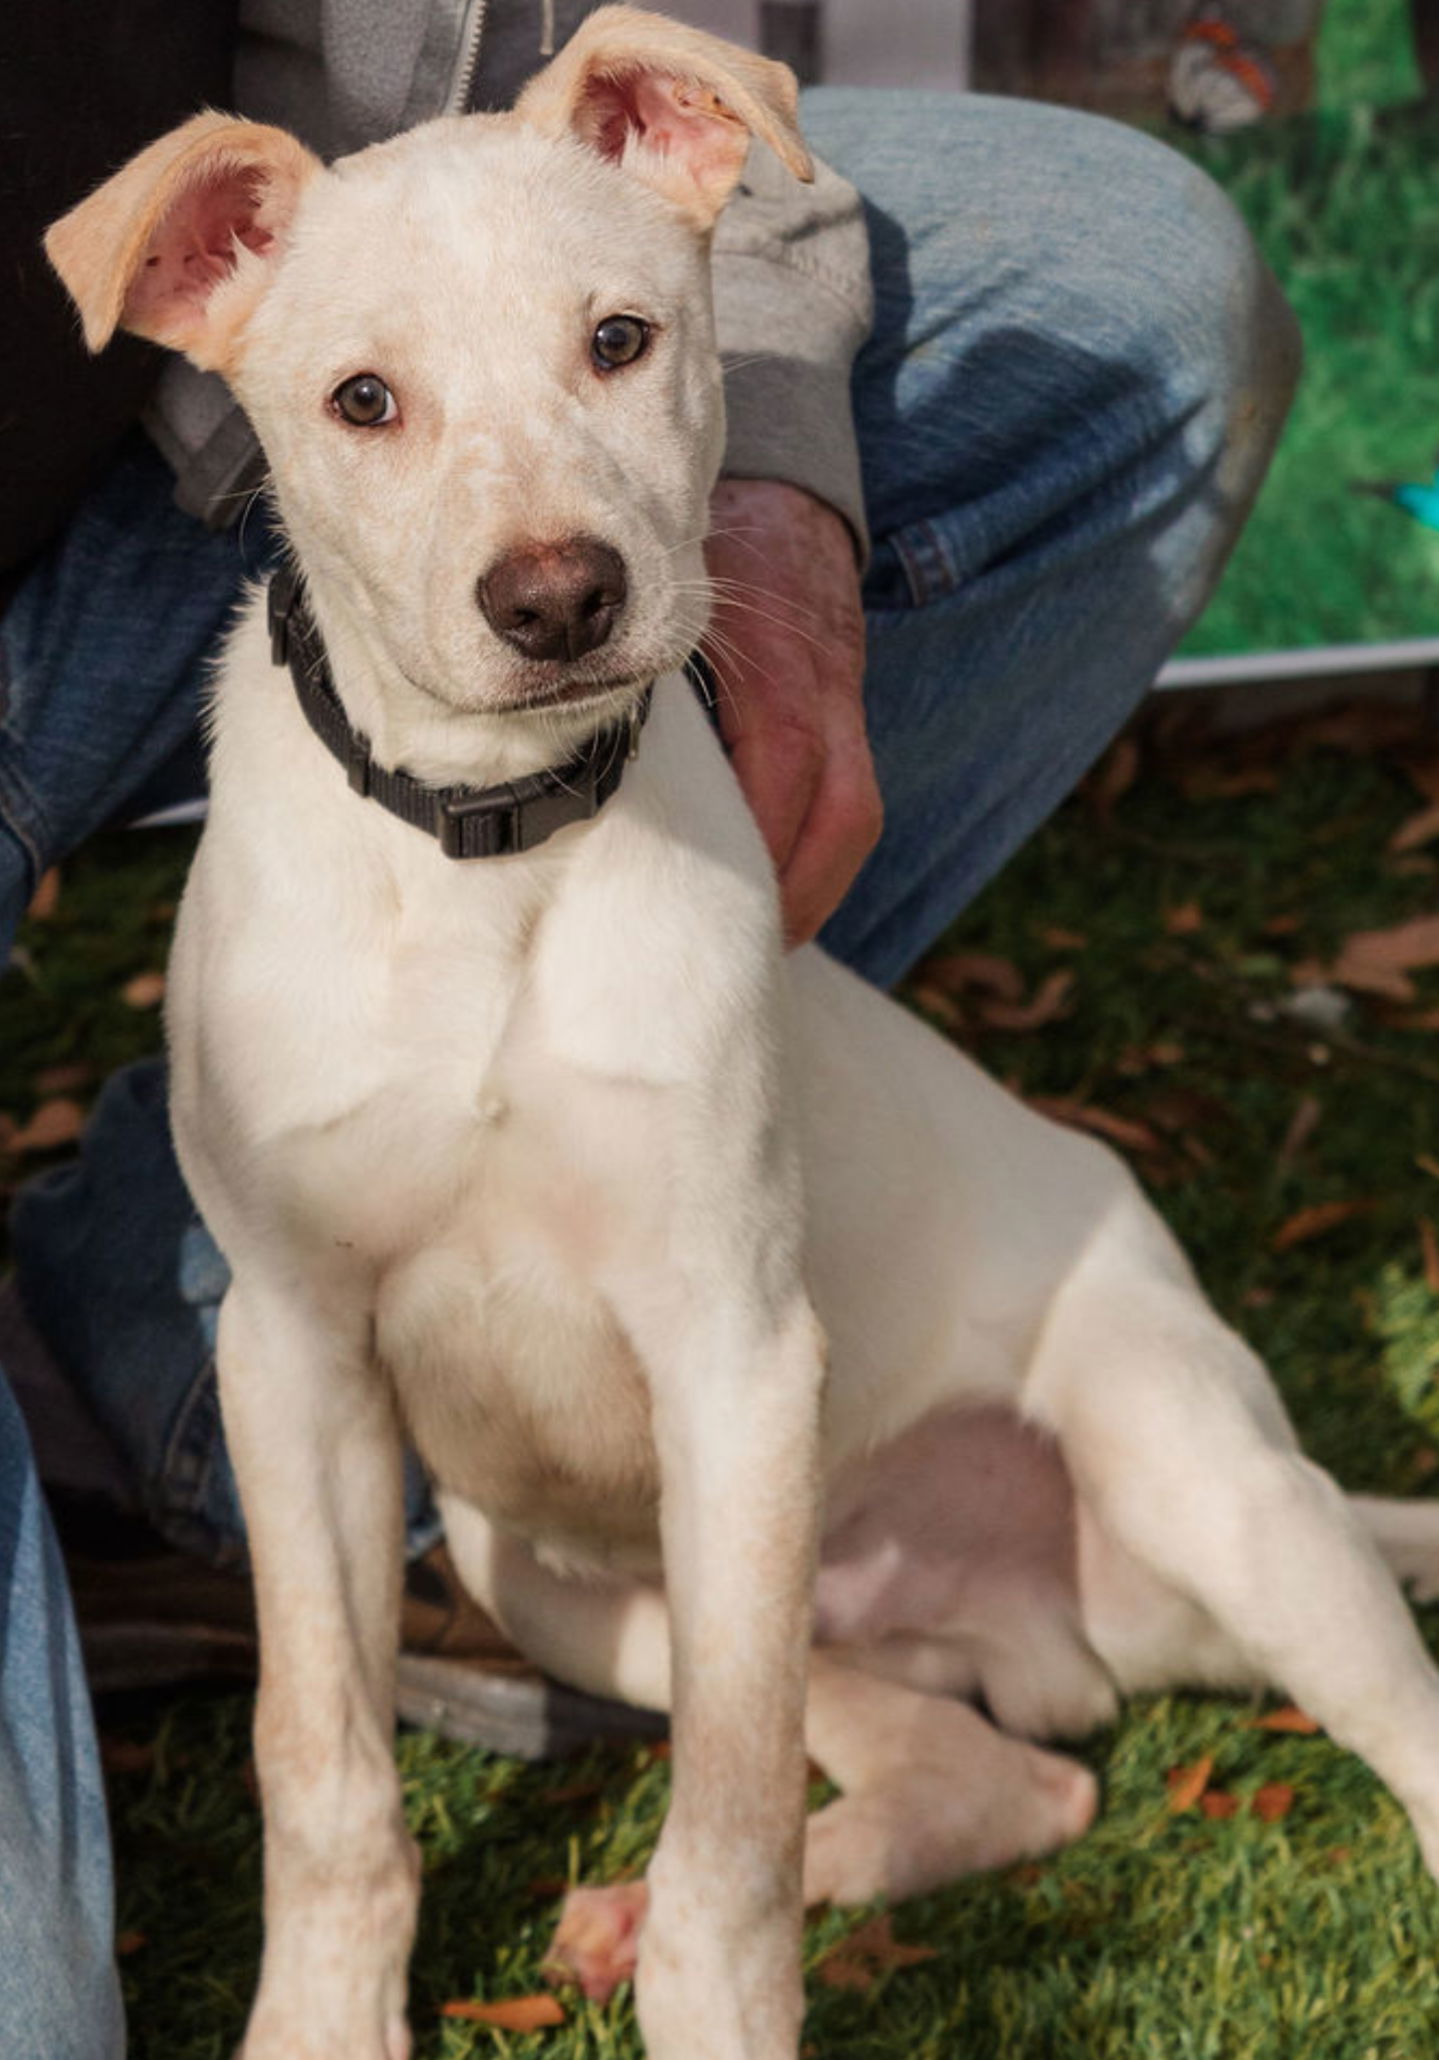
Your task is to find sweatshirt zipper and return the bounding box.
[445,0,491,114]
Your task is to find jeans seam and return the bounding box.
[152,1355,244,1569]
[0,731,52,896]
[888,516,961,607]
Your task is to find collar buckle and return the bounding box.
[347,730,374,798]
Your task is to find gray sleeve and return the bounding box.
[712,140,874,562]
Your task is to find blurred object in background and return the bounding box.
[704,0,972,88]
[973,1,1324,124]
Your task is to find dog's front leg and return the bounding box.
[217,1281,417,2060]
[623,1274,826,2060]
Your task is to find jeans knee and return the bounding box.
[1112,132,1301,501]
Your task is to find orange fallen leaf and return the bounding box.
[917,951,1023,1001]
[1253,1705,1321,1735]
[816,1915,937,1993]
[1088,734,1140,817]
[1393,1008,1439,1031]
[33,1062,92,1096]
[100,1736,155,1775]
[1276,1095,1322,1176]
[122,971,167,1009]
[1163,901,1204,936]
[1262,913,1301,937]
[1178,765,1280,801]
[440,1995,566,2030]
[8,1097,85,1155]
[1027,1095,1162,1155]
[1251,1781,1296,1823]
[1039,925,1088,951]
[978,969,1075,1033]
[908,982,966,1034]
[526,1876,568,1900]
[115,1931,147,1957]
[1166,1755,1214,1814]
[1298,913,1439,1003]
[1201,1790,1240,1820]
[26,868,61,921]
[1271,1199,1375,1252]
[539,1778,604,1807]
[1423,1220,1439,1296]
[1391,802,1439,854]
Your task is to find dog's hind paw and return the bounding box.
[544,1881,650,2003]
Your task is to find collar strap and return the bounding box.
[266,566,651,861]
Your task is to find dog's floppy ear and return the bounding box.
[515,4,813,228]
[45,112,321,372]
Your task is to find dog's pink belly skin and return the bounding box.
[815,1405,1079,1648]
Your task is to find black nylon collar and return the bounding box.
[266,565,652,860]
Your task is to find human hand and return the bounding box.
[703,478,880,948]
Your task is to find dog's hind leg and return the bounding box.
[219,1283,418,2060]
[1025,1208,1439,1878]
[799,1655,1098,1906]
[443,1497,1096,1991]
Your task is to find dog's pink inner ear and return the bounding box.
[123,161,274,337]
[578,67,750,212]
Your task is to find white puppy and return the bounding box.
[47,11,1439,2059]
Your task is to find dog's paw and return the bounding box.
[544,1881,649,2003]
[803,1748,1098,1907]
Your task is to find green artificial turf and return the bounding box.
[1177,0,1439,658]
[9,697,1437,2059]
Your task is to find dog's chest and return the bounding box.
[274,955,669,1572]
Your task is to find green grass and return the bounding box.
[1175,0,1439,657]
[12,697,1437,2058]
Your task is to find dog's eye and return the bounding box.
[591,317,650,372]
[331,374,397,427]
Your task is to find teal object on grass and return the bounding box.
[1354,459,1439,532]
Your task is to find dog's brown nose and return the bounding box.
[476,537,627,662]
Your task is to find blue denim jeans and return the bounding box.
[0,92,1297,2058]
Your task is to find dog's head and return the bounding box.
[45,7,811,740]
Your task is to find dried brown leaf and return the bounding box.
[1422,1220,1439,1297]
[122,970,167,1010]
[115,1931,147,1957]
[1276,1095,1322,1176]
[1271,1199,1375,1252]
[8,1098,85,1156]
[1088,734,1140,817]
[917,951,1023,1001]
[539,1778,604,1807]
[978,969,1075,1033]
[1253,1705,1321,1735]
[817,1915,937,1992]
[1201,1790,1240,1819]
[1166,1754,1214,1814]
[1178,766,1280,800]
[440,1995,567,2030]
[32,1062,93,1096]
[26,868,61,921]
[1390,802,1439,854]
[908,982,967,1034]
[1028,1095,1163,1155]
[1251,1781,1296,1823]
[1307,914,1439,1003]
[1262,913,1302,936]
[100,1736,155,1775]
[1039,925,1088,951]
[1163,901,1204,936]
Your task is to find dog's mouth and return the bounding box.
[496,672,647,714]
